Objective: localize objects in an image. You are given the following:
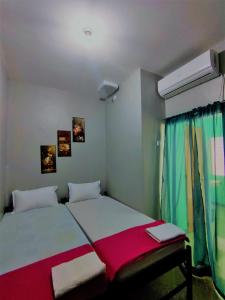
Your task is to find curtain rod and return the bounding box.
[165,100,225,122]
[165,110,190,121]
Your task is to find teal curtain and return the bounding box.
[161,102,225,297]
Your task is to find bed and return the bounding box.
[66,196,192,299]
[0,204,106,300]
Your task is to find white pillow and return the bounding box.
[12,186,58,213]
[68,181,101,203]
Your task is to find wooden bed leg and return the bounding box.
[186,245,193,300]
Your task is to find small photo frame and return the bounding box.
[72,117,85,143]
[40,145,57,174]
[57,130,71,157]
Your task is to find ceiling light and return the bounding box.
[83,28,92,37]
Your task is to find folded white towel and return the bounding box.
[145,223,185,243]
[52,251,106,298]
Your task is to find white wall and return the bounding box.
[106,69,165,217]
[0,51,7,215]
[6,81,106,203]
[165,76,224,118]
[141,70,165,218]
[106,69,144,211]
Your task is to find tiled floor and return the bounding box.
[104,268,223,300]
[140,272,222,299]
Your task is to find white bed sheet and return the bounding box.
[0,204,90,275]
[66,196,185,281]
[66,196,154,242]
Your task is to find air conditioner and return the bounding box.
[158,50,219,99]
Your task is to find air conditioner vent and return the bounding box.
[158,50,219,99]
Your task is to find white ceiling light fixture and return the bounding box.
[58,4,115,57]
[83,27,93,37]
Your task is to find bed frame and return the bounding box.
[102,243,192,300]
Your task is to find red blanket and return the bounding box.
[93,221,185,280]
[0,244,93,300]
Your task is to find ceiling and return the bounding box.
[0,0,225,93]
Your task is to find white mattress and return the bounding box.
[66,197,185,280]
[0,204,90,275]
[67,196,154,241]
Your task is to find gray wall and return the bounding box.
[0,52,7,215]
[106,69,144,212]
[106,69,164,217]
[165,76,224,118]
[141,70,165,218]
[6,81,106,203]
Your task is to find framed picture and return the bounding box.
[40,145,57,174]
[72,117,85,143]
[57,130,71,157]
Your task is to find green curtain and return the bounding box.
[161,102,225,297]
